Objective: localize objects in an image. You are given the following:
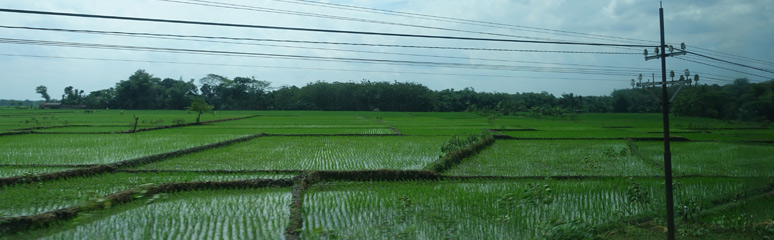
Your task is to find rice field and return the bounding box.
[18,188,291,240]
[0,166,82,178]
[1,110,772,239]
[446,140,663,176]
[152,125,395,135]
[302,178,765,239]
[634,141,774,176]
[0,172,289,217]
[0,133,245,165]
[135,136,446,171]
[0,109,254,132]
[500,129,660,139]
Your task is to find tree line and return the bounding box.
[33,69,774,121]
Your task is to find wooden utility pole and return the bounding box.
[637,3,698,239]
[658,5,676,239]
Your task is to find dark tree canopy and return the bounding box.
[53,69,773,122]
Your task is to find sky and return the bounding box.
[0,0,772,101]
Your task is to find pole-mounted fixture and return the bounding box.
[645,42,686,61]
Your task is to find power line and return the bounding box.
[157,0,593,44]
[686,50,774,74]
[680,54,773,77]
[675,57,770,80]
[161,0,649,54]
[0,53,629,83]
[688,45,774,66]
[0,31,746,85]
[269,0,774,67]
[0,25,649,72]
[0,31,741,82]
[270,0,657,46]
[0,25,643,55]
[0,37,644,77]
[0,8,656,48]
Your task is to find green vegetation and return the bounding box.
[0,110,771,238]
[33,69,774,121]
[0,172,287,218]
[186,97,214,124]
[0,166,82,178]
[19,188,291,240]
[604,192,774,239]
[447,140,662,176]
[136,136,445,171]
[0,133,244,165]
[301,178,765,239]
[635,141,774,176]
[0,109,253,133]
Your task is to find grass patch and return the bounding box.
[301,178,762,239]
[0,166,82,178]
[636,141,774,176]
[447,140,662,177]
[15,188,291,240]
[136,136,446,171]
[0,171,289,218]
[0,133,244,165]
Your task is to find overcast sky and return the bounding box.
[0,0,772,101]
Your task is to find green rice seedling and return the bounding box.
[0,109,253,131]
[698,193,774,228]
[635,141,774,176]
[0,166,82,178]
[0,172,287,217]
[153,125,395,135]
[213,112,380,127]
[502,129,657,139]
[19,188,291,240]
[302,178,763,239]
[705,129,774,142]
[0,133,244,165]
[136,136,446,171]
[33,126,132,133]
[447,140,662,177]
[398,127,491,136]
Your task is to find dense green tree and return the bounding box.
[159,78,198,110]
[113,70,163,109]
[186,97,214,124]
[72,70,772,122]
[83,88,116,109]
[61,86,85,105]
[198,74,271,110]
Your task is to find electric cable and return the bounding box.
[0,8,656,48]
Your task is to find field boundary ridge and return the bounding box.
[0,134,265,186]
[0,178,293,236]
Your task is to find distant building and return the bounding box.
[39,102,61,109]
[39,103,87,109]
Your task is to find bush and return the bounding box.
[541,219,597,240]
[440,134,480,154]
[172,118,186,125]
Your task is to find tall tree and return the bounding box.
[62,86,85,105]
[113,70,163,109]
[35,85,50,102]
[186,97,214,124]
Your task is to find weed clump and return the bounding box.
[426,131,495,173]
